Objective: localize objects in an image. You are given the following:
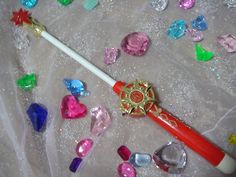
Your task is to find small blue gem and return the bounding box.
[26,103,48,132]
[20,0,38,9]
[192,15,208,31]
[69,157,82,173]
[64,79,89,97]
[167,19,186,39]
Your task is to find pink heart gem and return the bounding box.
[76,138,94,158]
[61,95,87,119]
[90,106,111,136]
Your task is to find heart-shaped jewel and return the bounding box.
[195,43,214,62]
[61,95,87,119]
[192,15,208,31]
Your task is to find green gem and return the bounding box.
[83,0,99,11]
[57,0,73,6]
[195,43,214,62]
[16,73,36,90]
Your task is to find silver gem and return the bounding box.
[224,0,236,8]
[149,0,169,11]
[153,142,187,174]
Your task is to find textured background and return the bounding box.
[0,0,236,177]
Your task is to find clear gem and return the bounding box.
[83,0,99,10]
[217,34,236,53]
[60,95,87,119]
[186,29,203,42]
[224,0,236,8]
[167,20,186,39]
[117,145,132,161]
[117,162,136,177]
[195,43,214,62]
[64,79,89,97]
[90,106,111,136]
[153,142,187,174]
[69,157,82,173]
[26,103,48,132]
[20,0,38,9]
[192,15,208,31]
[121,32,150,56]
[178,0,195,10]
[129,152,152,167]
[76,138,94,157]
[104,48,120,65]
[149,0,168,11]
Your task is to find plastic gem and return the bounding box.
[57,0,73,6]
[167,20,186,39]
[90,106,111,136]
[121,32,150,56]
[104,48,120,65]
[178,0,195,10]
[129,152,152,167]
[153,142,187,174]
[76,138,94,157]
[149,0,168,11]
[16,73,36,90]
[195,43,214,62]
[64,79,89,97]
[217,34,236,53]
[61,95,87,119]
[228,134,236,145]
[224,0,236,8]
[117,145,132,161]
[192,15,208,31]
[69,157,82,173]
[117,162,136,177]
[11,8,32,26]
[186,29,203,42]
[26,103,48,132]
[20,0,38,9]
[83,0,99,11]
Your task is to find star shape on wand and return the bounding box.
[11,8,32,26]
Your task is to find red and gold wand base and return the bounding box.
[113,80,236,174]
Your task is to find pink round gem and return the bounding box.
[186,29,203,42]
[61,95,87,119]
[121,32,150,56]
[117,145,132,161]
[117,162,136,177]
[76,138,94,157]
[178,0,195,10]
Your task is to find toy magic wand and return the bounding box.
[11,9,236,174]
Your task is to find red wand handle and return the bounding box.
[113,81,236,174]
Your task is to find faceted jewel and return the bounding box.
[57,0,73,6]
[195,43,214,62]
[69,157,83,173]
[20,0,38,9]
[129,152,152,167]
[90,106,111,136]
[26,103,48,132]
[186,28,203,42]
[192,15,208,31]
[104,48,120,65]
[16,73,36,91]
[83,0,99,11]
[76,138,94,157]
[224,0,236,8]
[178,0,195,10]
[117,162,136,177]
[167,20,186,39]
[117,145,132,161]
[149,0,169,11]
[217,34,236,53]
[64,79,89,97]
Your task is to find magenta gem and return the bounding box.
[217,34,236,53]
[186,29,203,42]
[90,106,111,136]
[117,145,132,161]
[121,32,150,56]
[76,138,94,158]
[104,48,119,65]
[117,162,136,177]
[178,0,195,9]
[61,95,87,119]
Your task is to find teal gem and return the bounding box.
[167,19,186,39]
[83,0,99,11]
[20,0,38,9]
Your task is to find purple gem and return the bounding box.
[217,34,236,53]
[104,48,119,65]
[69,157,83,173]
[26,103,48,132]
[178,0,195,10]
[186,29,203,42]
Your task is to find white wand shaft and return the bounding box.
[41,31,116,87]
